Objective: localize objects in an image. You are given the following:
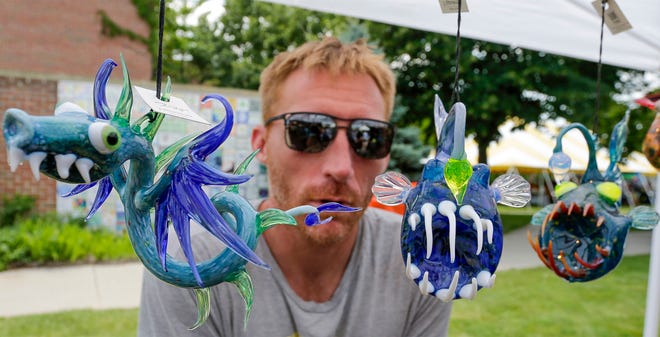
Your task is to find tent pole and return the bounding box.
[643,173,660,337]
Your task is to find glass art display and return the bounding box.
[528,112,659,282]
[2,57,357,328]
[639,93,660,169]
[372,96,531,301]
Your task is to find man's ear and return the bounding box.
[251,125,267,162]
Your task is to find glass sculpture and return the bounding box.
[1,57,357,328]
[640,93,660,169]
[528,111,659,282]
[372,96,531,301]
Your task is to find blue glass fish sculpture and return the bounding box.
[528,111,659,282]
[372,96,530,301]
[2,57,357,328]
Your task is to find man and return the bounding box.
[138,37,452,337]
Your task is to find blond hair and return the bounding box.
[258,37,396,121]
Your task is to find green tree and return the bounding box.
[185,0,348,88]
[129,0,197,82]
[388,103,432,181]
[366,22,655,162]
[167,1,656,166]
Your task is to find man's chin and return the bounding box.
[299,220,356,246]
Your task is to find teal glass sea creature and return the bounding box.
[528,111,659,282]
[372,96,530,301]
[1,58,357,328]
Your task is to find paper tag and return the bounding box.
[134,86,210,125]
[438,0,469,13]
[591,0,632,35]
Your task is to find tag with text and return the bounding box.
[439,0,469,13]
[591,0,632,35]
[134,86,210,125]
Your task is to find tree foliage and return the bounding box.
[366,22,656,161]
[153,1,657,168]
[183,0,348,88]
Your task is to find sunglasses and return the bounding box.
[265,112,395,159]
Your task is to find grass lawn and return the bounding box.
[499,205,539,234]
[449,254,654,337]
[0,255,654,337]
[0,308,139,337]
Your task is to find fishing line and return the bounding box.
[593,0,607,135]
[147,0,166,122]
[450,0,463,105]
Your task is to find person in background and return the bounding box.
[137,36,452,337]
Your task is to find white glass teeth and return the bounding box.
[75,158,94,183]
[405,253,421,280]
[421,203,436,259]
[7,146,94,182]
[418,271,434,295]
[438,201,457,263]
[27,152,47,180]
[408,213,420,231]
[8,147,26,172]
[458,277,478,300]
[409,201,493,263]
[435,270,460,302]
[414,269,494,300]
[459,205,483,255]
[482,219,494,244]
[476,270,496,288]
[55,154,77,179]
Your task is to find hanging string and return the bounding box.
[450,0,463,104]
[146,0,166,122]
[593,0,607,136]
[156,0,166,98]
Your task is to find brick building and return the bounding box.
[0,0,151,215]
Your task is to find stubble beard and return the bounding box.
[267,166,368,246]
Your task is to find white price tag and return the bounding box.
[591,0,632,35]
[134,86,210,125]
[438,0,469,13]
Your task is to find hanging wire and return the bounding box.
[450,0,463,105]
[145,0,167,123]
[156,0,166,98]
[593,0,607,135]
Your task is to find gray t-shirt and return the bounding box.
[138,207,452,337]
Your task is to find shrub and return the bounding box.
[0,194,36,228]
[0,214,136,271]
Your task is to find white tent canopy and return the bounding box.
[262,0,660,72]
[462,119,657,174]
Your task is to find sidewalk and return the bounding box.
[0,262,143,317]
[0,225,654,317]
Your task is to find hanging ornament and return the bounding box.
[372,96,531,301]
[528,112,659,282]
[529,1,659,282]
[1,57,357,328]
[639,93,660,168]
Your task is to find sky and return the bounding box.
[183,0,225,25]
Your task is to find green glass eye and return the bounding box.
[597,182,621,203]
[554,181,578,198]
[89,122,121,154]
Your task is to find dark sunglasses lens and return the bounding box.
[285,114,337,153]
[348,120,394,159]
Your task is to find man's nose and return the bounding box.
[321,130,354,182]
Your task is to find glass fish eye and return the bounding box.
[88,122,121,154]
[596,182,621,204]
[554,181,578,198]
